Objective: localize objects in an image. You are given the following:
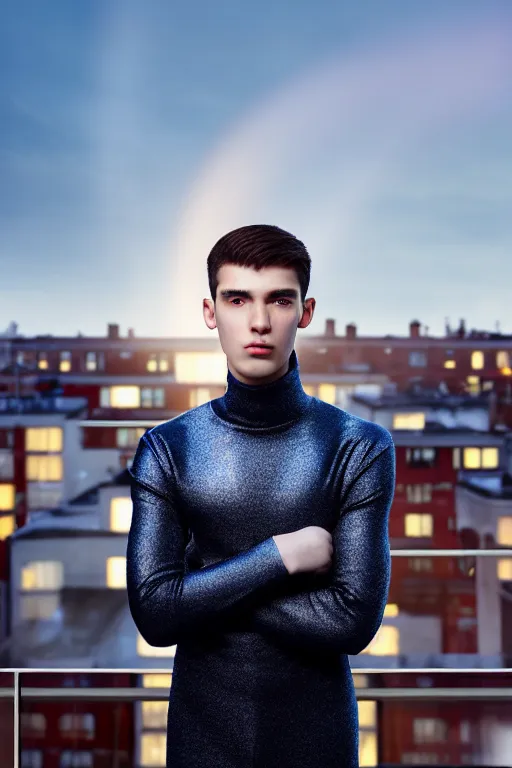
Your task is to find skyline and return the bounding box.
[2,1,512,339]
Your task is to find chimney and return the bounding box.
[457,318,466,339]
[127,328,135,339]
[325,318,336,337]
[108,323,120,340]
[409,320,421,339]
[346,323,357,340]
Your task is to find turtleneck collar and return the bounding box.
[210,348,312,429]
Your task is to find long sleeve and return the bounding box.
[126,432,289,647]
[245,434,396,655]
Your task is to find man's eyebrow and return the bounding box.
[219,288,299,300]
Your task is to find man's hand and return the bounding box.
[272,526,333,575]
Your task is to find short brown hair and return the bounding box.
[207,224,311,304]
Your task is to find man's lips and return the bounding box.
[245,343,274,348]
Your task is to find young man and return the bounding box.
[126,224,396,768]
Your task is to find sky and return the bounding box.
[1,0,511,340]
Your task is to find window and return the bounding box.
[317,383,336,404]
[137,632,176,657]
[405,513,433,537]
[21,713,46,736]
[358,701,377,766]
[175,352,227,384]
[453,447,461,469]
[0,452,14,479]
[85,352,98,371]
[59,713,95,739]
[497,351,510,369]
[409,351,427,367]
[26,455,63,481]
[60,751,93,767]
[497,517,512,546]
[0,514,15,540]
[406,484,432,503]
[147,353,169,372]
[413,717,448,744]
[141,733,166,767]
[116,427,146,447]
[141,387,165,408]
[384,603,399,617]
[21,594,60,620]
[143,673,172,688]
[189,388,211,408]
[393,413,425,430]
[21,561,64,590]
[110,497,132,532]
[405,447,437,468]
[462,447,499,469]
[101,385,140,408]
[361,625,399,655]
[26,427,63,452]
[21,751,42,768]
[466,375,480,395]
[497,559,512,580]
[60,351,71,372]
[408,557,433,572]
[142,700,168,728]
[37,352,48,370]
[444,359,456,369]
[0,483,15,510]
[471,351,484,370]
[106,556,126,588]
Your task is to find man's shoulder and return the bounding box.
[311,399,393,449]
[145,402,212,448]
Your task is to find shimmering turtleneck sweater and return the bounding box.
[126,348,396,657]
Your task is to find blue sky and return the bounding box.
[1,0,511,340]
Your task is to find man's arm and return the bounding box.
[244,434,396,655]
[126,432,289,648]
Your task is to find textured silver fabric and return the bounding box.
[126,348,396,767]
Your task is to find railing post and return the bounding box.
[13,670,21,768]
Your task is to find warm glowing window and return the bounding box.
[0,514,15,540]
[147,353,169,372]
[37,353,48,370]
[110,497,132,532]
[302,384,315,396]
[405,513,433,537]
[359,731,377,766]
[497,559,512,580]
[25,427,63,452]
[143,674,172,688]
[317,383,336,404]
[463,447,498,469]
[116,427,146,448]
[384,603,399,617]
[141,733,166,767]
[137,633,176,657]
[496,351,510,369]
[361,625,399,655]
[26,455,63,481]
[0,484,15,511]
[189,388,211,408]
[175,352,227,384]
[86,351,97,371]
[142,701,168,728]
[109,386,140,408]
[466,375,480,395]
[21,561,63,590]
[59,351,71,372]
[393,413,425,430]
[471,351,484,369]
[106,556,126,588]
[497,517,512,546]
[444,359,456,369]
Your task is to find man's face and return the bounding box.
[203,263,315,385]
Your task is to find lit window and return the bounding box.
[110,386,140,408]
[141,733,166,767]
[25,427,63,452]
[189,388,211,408]
[463,447,498,470]
[142,701,168,728]
[0,514,15,540]
[384,603,399,617]
[360,625,399,655]
[359,731,377,767]
[393,413,425,430]
[59,351,72,372]
[26,455,63,481]
[116,427,146,448]
[0,484,15,511]
[497,559,512,580]
[471,351,484,370]
[110,497,132,532]
[497,517,512,546]
[137,632,176,657]
[147,353,169,373]
[147,354,158,373]
[21,561,64,590]
[302,384,315,396]
[175,352,227,384]
[85,352,97,371]
[466,375,480,395]
[106,556,126,588]
[143,674,172,688]
[318,383,336,404]
[37,353,48,370]
[496,351,510,369]
[482,447,499,468]
[444,359,456,369]
[405,513,433,537]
